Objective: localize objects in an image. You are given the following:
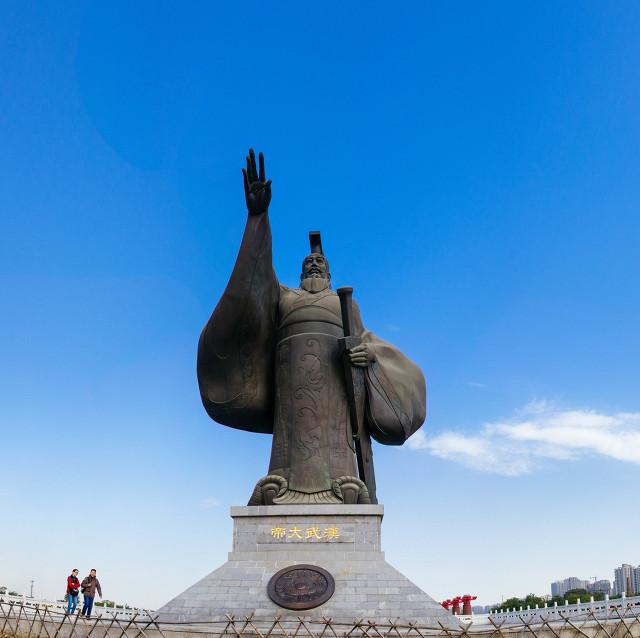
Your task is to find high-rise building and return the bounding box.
[567,577,590,591]
[633,567,640,596]
[588,580,611,595]
[550,577,590,597]
[613,564,636,596]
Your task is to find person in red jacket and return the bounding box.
[66,569,80,614]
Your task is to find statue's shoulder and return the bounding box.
[279,284,302,298]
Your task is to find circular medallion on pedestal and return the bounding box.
[267,564,335,610]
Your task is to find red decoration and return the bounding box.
[461,594,478,615]
[443,594,478,615]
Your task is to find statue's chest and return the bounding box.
[277,288,343,334]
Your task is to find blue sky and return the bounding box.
[1,1,639,610]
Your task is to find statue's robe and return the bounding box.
[197,212,426,504]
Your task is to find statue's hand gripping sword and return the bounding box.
[337,286,377,504]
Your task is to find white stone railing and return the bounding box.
[486,593,640,623]
[0,592,152,619]
[3,590,640,630]
[1,600,640,638]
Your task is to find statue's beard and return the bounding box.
[300,277,330,293]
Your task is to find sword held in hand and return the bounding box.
[337,286,377,504]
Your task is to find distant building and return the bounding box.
[634,567,640,596]
[588,580,611,595]
[550,577,590,597]
[614,564,636,596]
[568,577,590,592]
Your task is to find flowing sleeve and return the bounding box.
[196,212,279,434]
[352,303,426,445]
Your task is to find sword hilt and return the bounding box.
[337,286,354,338]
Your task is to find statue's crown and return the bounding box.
[308,230,323,255]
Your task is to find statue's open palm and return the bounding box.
[242,149,272,215]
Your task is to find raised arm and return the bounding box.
[206,150,277,341]
[197,149,279,434]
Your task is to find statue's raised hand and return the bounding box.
[242,148,272,216]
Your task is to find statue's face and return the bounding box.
[301,253,330,281]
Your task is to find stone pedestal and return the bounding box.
[157,505,451,624]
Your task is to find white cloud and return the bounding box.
[409,401,640,476]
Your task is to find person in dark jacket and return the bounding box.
[80,569,102,619]
[66,569,80,614]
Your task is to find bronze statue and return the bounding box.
[197,150,426,505]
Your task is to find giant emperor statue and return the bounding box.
[197,150,426,506]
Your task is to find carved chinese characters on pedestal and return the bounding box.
[197,150,427,505]
[270,525,341,541]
